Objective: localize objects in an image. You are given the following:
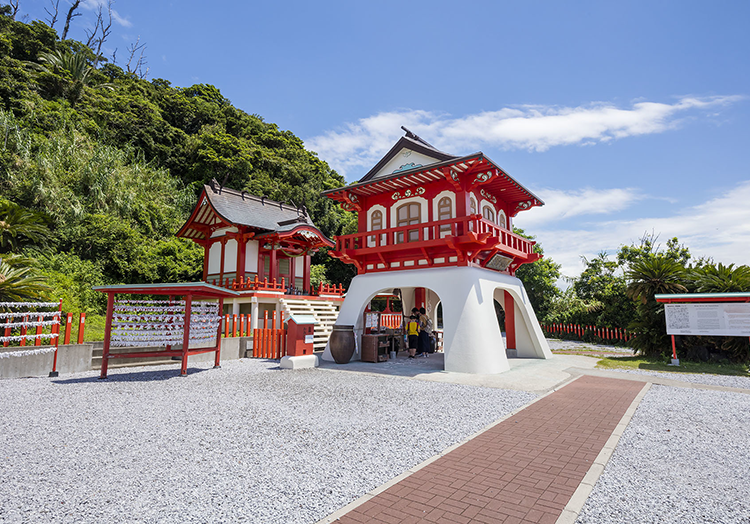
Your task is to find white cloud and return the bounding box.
[305,96,742,178]
[517,187,642,228]
[81,0,132,27]
[515,181,750,278]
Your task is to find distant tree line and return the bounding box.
[516,231,750,363]
[0,7,356,313]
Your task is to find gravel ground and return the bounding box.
[547,339,633,354]
[0,359,535,524]
[577,385,750,524]
[608,368,750,390]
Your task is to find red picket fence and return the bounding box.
[252,310,286,359]
[541,323,635,344]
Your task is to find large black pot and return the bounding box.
[329,325,355,364]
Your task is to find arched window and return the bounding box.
[368,210,383,247]
[470,197,477,215]
[498,210,508,229]
[371,210,383,231]
[482,205,495,222]
[438,197,452,235]
[396,202,421,242]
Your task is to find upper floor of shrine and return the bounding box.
[322,128,544,275]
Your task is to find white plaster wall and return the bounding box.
[294,257,304,278]
[245,240,259,273]
[373,148,442,179]
[323,267,551,374]
[208,242,222,274]
[224,238,238,272]
[492,288,552,359]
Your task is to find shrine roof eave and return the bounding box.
[93,282,240,298]
[322,152,544,208]
[255,225,335,248]
[655,292,750,303]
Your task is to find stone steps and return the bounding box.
[279,298,342,351]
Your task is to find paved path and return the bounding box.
[328,376,645,524]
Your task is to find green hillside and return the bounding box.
[0,9,355,313]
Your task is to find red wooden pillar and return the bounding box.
[3,318,10,347]
[270,246,277,283]
[64,313,73,345]
[180,294,192,376]
[504,291,516,350]
[34,315,43,346]
[20,315,27,346]
[303,254,311,293]
[237,234,246,282]
[99,293,115,379]
[414,288,426,310]
[202,241,211,281]
[214,297,224,368]
[77,313,86,344]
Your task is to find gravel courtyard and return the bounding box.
[577,385,750,524]
[0,359,535,523]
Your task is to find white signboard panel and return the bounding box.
[665,303,750,336]
[305,334,314,344]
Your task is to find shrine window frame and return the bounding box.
[482,205,495,223]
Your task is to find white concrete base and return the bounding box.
[669,359,680,366]
[322,266,551,374]
[280,354,319,369]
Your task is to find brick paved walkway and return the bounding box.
[334,376,644,524]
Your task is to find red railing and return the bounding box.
[207,275,346,297]
[335,215,536,258]
[541,323,634,343]
[380,313,402,329]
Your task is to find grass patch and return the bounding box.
[596,356,750,377]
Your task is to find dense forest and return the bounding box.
[1,7,748,363]
[0,7,356,314]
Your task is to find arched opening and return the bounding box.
[482,205,495,222]
[352,285,445,366]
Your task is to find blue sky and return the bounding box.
[17,0,750,278]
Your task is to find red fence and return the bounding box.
[252,311,286,359]
[541,323,634,343]
[219,311,287,360]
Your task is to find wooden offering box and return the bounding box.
[361,334,390,363]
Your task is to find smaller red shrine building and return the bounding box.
[176,180,344,349]
[321,129,552,373]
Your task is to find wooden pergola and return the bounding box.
[94,282,239,379]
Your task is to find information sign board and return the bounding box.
[665,303,750,336]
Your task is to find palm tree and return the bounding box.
[37,49,95,85]
[0,200,53,254]
[28,49,113,104]
[625,257,688,303]
[625,257,688,358]
[689,263,750,293]
[0,254,51,303]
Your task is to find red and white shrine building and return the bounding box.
[322,129,552,373]
[176,180,344,349]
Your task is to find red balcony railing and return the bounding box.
[334,215,536,259]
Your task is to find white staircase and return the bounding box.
[279,298,342,351]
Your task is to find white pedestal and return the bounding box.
[280,354,319,370]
